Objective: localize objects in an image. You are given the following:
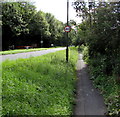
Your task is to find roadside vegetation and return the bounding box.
[2,47,78,116]
[2,2,66,50]
[1,0,120,115]
[80,45,120,115]
[0,48,49,55]
[74,1,120,115]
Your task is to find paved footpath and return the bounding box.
[1,47,66,62]
[73,54,107,115]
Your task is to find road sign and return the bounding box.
[64,26,71,32]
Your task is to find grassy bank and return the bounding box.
[2,47,78,116]
[0,48,49,55]
[81,46,120,115]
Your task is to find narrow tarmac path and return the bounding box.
[1,47,66,62]
[74,54,107,115]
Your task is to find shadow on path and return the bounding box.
[73,54,107,115]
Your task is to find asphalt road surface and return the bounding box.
[73,54,107,115]
[1,47,66,62]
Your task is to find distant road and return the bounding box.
[1,47,66,62]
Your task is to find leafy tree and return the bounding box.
[28,11,51,47]
[72,1,120,57]
[2,2,36,50]
[53,20,64,46]
[2,1,65,49]
[72,0,120,74]
[45,13,64,46]
[68,20,77,46]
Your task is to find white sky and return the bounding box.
[34,0,81,23]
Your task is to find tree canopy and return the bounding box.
[2,1,65,50]
[72,0,120,73]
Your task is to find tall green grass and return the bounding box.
[0,58,2,116]
[2,47,78,116]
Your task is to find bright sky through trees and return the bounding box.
[34,0,81,23]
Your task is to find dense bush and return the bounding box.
[73,1,120,115]
[81,47,120,115]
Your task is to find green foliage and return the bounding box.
[82,47,120,115]
[2,2,29,36]
[45,13,64,46]
[31,11,51,37]
[88,61,120,115]
[2,2,37,50]
[66,20,79,47]
[73,1,120,115]
[2,2,65,50]
[2,48,78,115]
[0,63,1,116]
[74,1,120,76]
[82,46,89,63]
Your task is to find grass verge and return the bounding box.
[0,48,49,55]
[0,57,2,116]
[2,47,78,116]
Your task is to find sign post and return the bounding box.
[66,0,69,62]
[64,25,71,62]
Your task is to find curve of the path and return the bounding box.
[1,47,66,62]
